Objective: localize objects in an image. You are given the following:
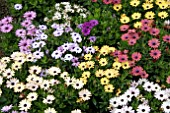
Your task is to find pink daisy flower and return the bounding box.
[131,52,142,61]
[120,24,129,32]
[118,54,128,62]
[0,24,13,33]
[127,29,136,35]
[130,33,140,40]
[149,49,161,59]
[131,66,143,76]
[141,25,151,32]
[148,38,160,48]
[102,0,113,4]
[21,19,32,27]
[166,76,170,84]
[111,50,121,57]
[1,16,13,24]
[149,28,160,36]
[141,19,150,25]
[128,39,136,46]
[121,33,130,41]
[15,29,26,38]
[128,60,136,67]
[122,49,129,54]
[113,0,121,4]
[140,70,149,78]
[163,35,170,43]
[23,11,37,20]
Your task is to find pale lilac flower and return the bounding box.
[65,26,73,33]
[63,54,74,61]
[53,30,64,37]
[51,23,60,29]
[1,24,13,33]
[51,50,62,59]
[57,46,66,54]
[15,29,26,38]
[77,24,83,29]
[89,36,96,42]
[23,11,37,20]
[40,69,48,77]
[73,46,82,53]
[18,38,32,49]
[40,33,48,40]
[1,104,13,112]
[33,51,44,59]
[84,46,95,54]
[38,25,47,30]
[1,16,13,24]
[21,20,32,27]
[11,111,18,113]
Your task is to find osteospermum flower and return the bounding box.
[130,0,140,7]
[131,52,142,61]
[148,38,160,48]
[103,0,112,4]
[44,107,57,113]
[113,4,122,11]
[158,11,169,19]
[23,11,36,20]
[1,104,13,112]
[142,2,153,10]
[149,49,161,59]
[145,11,155,19]
[131,66,143,76]
[149,28,160,36]
[161,101,170,113]
[1,24,13,33]
[136,104,150,113]
[104,84,114,93]
[14,4,22,10]
[118,54,128,62]
[131,12,141,20]
[19,99,32,111]
[120,24,129,32]
[79,89,91,101]
[71,109,81,113]
[163,35,170,43]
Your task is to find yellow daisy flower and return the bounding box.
[113,4,122,11]
[120,16,130,24]
[99,58,108,66]
[130,0,140,7]
[84,54,93,60]
[109,47,116,53]
[121,61,130,69]
[142,3,153,10]
[80,77,87,84]
[155,0,166,5]
[93,46,99,51]
[145,11,155,19]
[78,62,87,70]
[134,21,142,29]
[100,45,110,56]
[158,2,168,9]
[145,0,153,3]
[104,84,114,93]
[95,69,105,77]
[82,71,91,78]
[86,61,95,69]
[105,69,119,78]
[100,77,110,85]
[112,61,121,70]
[158,11,169,19]
[131,12,141,20]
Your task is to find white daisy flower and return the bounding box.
[128,87,140,97]
[109,97,119,108]
[51,50,62,59]
[27,92,38,101]
[72,79,84,89]
[63,54,73,61]
[44,107,57,113]
[33,51,44,59]
[143,81,154,92]
[19,99,32,111]
[79,89,91,101]
[161,101,170,113]
[117,95,128,106]
[14,4,22,10]
[152,83,161,92]
[136,104,150,113]
[40,33,48,40]
[71,109,81,113]
[122,106,135,113]
[154,90,168,101]
[32,42,40,49]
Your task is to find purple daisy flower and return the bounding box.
[89,19,99,27]
[23,11,37,20]
[21,19,32,27]
[77,24,83,29]
[18,38,32,49]
[39,69,48,77]
[15,29,26,38]
[1,104,13,112]
[1,16,13,24]
[89,36,96,42]
[82,22,93,30]
[81,28,91,36]
[0,24,13,33]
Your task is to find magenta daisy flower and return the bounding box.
[118,54,128,62]
[131,66,143,76]
[131,52,142,61]
[141,25,151,32]
[163,35,170,43]
[121,33,130,41]
[120,24,129,32]
[112,0,121,4]
[149,49,161,59]
[23,11,36,20]
[15,29,26,38]
[148,38,160,48]
[149,28,160,36]
[0,24,13,33]
[128,39,136,46]
[128,60,136,67]
[21,19,32,27]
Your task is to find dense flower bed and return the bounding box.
[0,0,170,113]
